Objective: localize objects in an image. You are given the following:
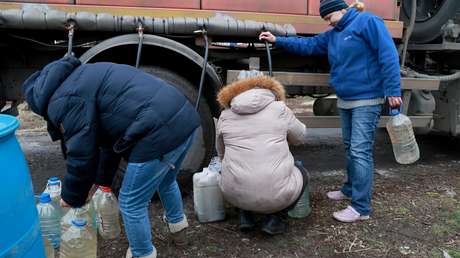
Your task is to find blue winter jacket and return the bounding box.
[276,8,401,100]
[22,56,200,207]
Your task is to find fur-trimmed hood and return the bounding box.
[217,76,286,110]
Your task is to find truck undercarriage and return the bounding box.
[1,0,460,173]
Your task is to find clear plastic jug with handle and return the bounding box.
[96,187,121,239]
[193,159,225,223]
[60,218,97,258]
[43,176,62,216]
[386,107,420,164]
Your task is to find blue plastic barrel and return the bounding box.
[0,115,45,258]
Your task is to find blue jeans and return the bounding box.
[119,133,195,257]
[339,104,382,216]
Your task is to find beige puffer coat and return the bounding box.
[216,76,307,214]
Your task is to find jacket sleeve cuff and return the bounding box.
[61,187,88,208]
[62,55,81,67]
[385,88,401,97]
[275,37,287,47]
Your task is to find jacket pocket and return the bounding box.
[113,137,135,154]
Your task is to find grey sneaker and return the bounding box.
[166,214,189,246]
[327,190,350,201]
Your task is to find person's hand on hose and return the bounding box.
[388,96,402,108]
[259,31,277,43]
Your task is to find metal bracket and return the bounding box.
[442,19,460,42]
[65,21,75,57]
[402,90,412,115]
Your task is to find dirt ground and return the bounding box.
[17,105,460,258]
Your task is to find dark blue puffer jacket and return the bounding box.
[22,56,200,207]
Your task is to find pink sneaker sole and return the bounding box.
[332,206,370,223]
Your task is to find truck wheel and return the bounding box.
[110,66,215,196]
[400,0,460,43]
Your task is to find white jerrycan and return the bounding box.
[193,167,225,223]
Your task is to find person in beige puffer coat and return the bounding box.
[216,74,307,235]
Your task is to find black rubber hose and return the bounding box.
[196,31,209,111]
[265,40,273,77]
[401,0,416,67]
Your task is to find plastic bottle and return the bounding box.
[288,189,312,218]
[43,176,63,216]
[386,109,420,164]
[91,186,103,230]
[61,204,96,237]
[208,156,222,173]
[91,186,103,211]
[193,167,225,223]
[43,236,55,258]
[288,160,312,219]
[37,192,61,249]
[60,218,97,258]
[96,187,121,239]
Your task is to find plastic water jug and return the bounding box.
[0,114,45,258]
[37,193,61,248]
[44,177,61,202]
[61,204,97,237]
[193,167,225,223]
[60,218,97,258]
[96,187,121,239]
[43,237,55,258]
[91,186,103,228]
[386,109,420,164]
[208,156,222,173]
[91,186,103,211]
[288,189,311,219]
[44,176,62,216]
[288,160,312,219]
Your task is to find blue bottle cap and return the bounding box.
[39,193,52,203]
[71,218,87,227]
[390,109,399,116]
[48,177,60,185]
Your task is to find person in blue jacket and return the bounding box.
[22,55,200,258]
[260,0,402,223]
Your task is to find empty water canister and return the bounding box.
[0,115,45,258]
[193,167,225,223]
[386,108,420,164]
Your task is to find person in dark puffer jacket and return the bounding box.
[22,55,200,258]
